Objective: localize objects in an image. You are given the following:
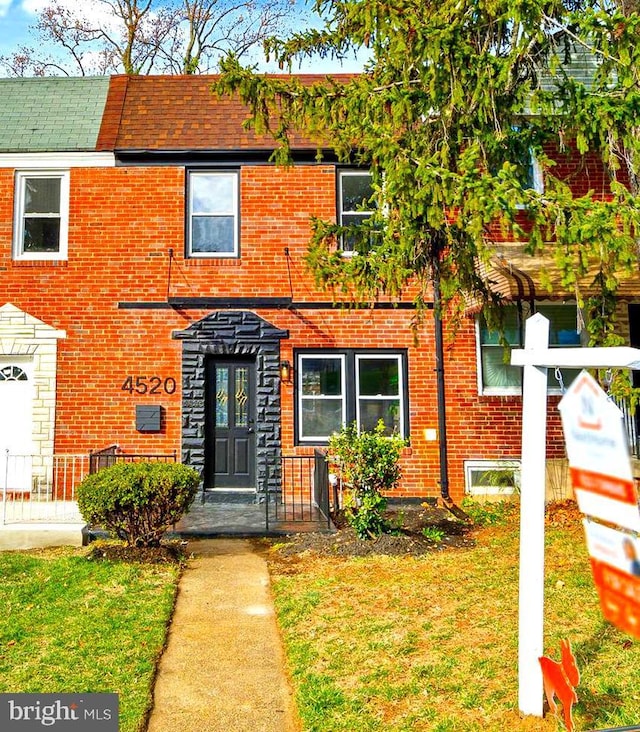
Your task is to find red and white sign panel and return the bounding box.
[589,558,640,639]
[559,371,640,532]
[584,520,640,640]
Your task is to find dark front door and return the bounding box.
[205,358,256,490]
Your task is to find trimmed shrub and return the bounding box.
[77,462,200,547]
[329,420,406,539]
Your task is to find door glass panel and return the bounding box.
[215,367,229,428]
[235,367,249,427]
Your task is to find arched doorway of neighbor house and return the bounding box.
[0,303,66,497]
[0,361,33,492]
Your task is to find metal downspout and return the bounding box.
[432,261,451,505]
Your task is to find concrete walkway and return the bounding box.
[146,539,301,732]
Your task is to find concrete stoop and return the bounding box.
[0,523,86,550]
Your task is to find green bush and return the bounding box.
[329,421,406,539]
[77,462,200,547]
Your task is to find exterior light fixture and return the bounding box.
[280,360,291,382]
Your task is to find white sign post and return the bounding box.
[510,313,640,719]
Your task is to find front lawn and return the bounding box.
[267,503,640,731]
[0,546,180,732]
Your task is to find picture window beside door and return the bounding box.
[296,350,408,444]
[13,170,70,260]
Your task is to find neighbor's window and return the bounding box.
[188,170,239,257]
[14,171,69,260]
[338,170,375,253]
[297,350,406,443]
[478,303,582,394]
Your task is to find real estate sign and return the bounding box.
[559,370,640,639]
[559,370,640,532]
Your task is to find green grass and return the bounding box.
[0,547,180,732]
[269,510,640,731]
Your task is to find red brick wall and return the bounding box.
[0,163,571,501]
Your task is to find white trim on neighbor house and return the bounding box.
[0,152,115,168]
[0,304,66,468]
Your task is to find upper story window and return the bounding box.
[338,170,375,253]
[13,171,69,260]
[187,170,239,258]
[297,350,407,444]
[478,303,582,395]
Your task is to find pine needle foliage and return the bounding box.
[216,0,640,344]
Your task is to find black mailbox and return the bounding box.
[136,405,162,432]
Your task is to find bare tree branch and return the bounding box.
[1,0,304,76]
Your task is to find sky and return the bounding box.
[0,0,32,56]
[0,0,367,74]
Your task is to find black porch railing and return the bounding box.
[265,450,332,532]
[89,445,177,474]
[615,398,640,459]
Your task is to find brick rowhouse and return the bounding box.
[1,74,636,506]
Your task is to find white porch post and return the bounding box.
[517,313,549,717]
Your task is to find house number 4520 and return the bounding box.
[121,376,177,395]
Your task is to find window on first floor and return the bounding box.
[297,350,408,444]
[477,302,583,395]
[187,170,239,257]
[13,171,69,260]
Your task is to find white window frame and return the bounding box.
[297,350,407,444]
[187,170,239,258]
[13,170,70,261]
[338,169,375,255]
[529,155,544,193]
[514,152,543,210]
[476,302,583,396]
[355,353,404,434]
[298,354,347,443]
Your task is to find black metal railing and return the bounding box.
[265,452,332,531]
[614,398,640,459]
[89,445,177,474]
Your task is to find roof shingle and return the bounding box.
[0,76,111,153]
[109,74,351,152]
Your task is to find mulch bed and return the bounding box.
[264,499,583,558]
[266,502,477,557]
[85,540,187,564]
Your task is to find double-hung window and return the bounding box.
[187,170,239,257]
[338,170,375,253]
[297,350,407,443]
[14,171,69,260]
[478,303,582,394]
